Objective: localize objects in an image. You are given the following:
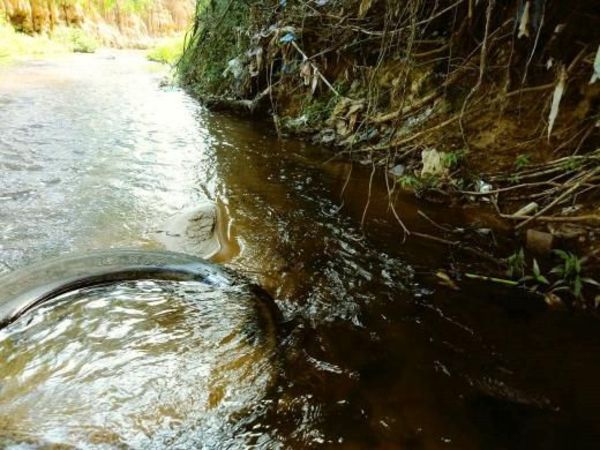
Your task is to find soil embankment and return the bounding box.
[1,0,193,47]
[179,0,600,307]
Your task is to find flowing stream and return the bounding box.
[0,51,599,449]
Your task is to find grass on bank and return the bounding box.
[146,34,185,65]
[51,27,98,53]
[0,19,63,63]
[1,14,184,68]
[0,18,97,64]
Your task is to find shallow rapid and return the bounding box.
[1,51,599,449]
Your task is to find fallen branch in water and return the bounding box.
[203,86,274,114]
[464,272,519,286]
[515,167,600,230]
[458,180,562,196]
[502,214,600,224]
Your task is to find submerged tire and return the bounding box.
[0,250,280,448]
[0,249,278,329]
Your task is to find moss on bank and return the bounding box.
[179,0,253,94]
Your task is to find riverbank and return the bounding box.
[0,16,185,70]
[0,0,193,63]
[178,0,600,309]
[0,18,98,63]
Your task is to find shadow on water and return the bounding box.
[0,52,598,449]
[199,112,600,449]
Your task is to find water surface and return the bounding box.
[0,280,275,448]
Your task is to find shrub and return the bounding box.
[147,35,185,65]
[51,27,98,53]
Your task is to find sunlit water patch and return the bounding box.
[0,52,212,272]
[0,280,277,449]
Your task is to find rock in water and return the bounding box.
[157,202,221,258]
[526,229,554,255]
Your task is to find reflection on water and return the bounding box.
[0,52,599,449]
[0,280,276,448]
[0,52,210,269]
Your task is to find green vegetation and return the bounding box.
[147,35,185,65]
[504,247,599,307]
[442,150,467,170]
[0,18,65,63]
[506,248,526,279]
[514,154,531,170]
[0,18,98,64]
[51,27,98,53]
[394,173,442,194]
[178,0,252,95]
[520,258,550,291]
[397,175,420,190]
[300,97,336,126]
[550,250,599,301]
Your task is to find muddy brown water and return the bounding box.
[0,51,599,449]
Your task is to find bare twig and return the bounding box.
[290,41,341,97]
[514,168,600,229]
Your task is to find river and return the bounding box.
[0,51,599,449]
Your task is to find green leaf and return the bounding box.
[553,249,569,260]
[532,259,541,278]
[574,277,583,298]
[565,258,573,276]
[574,257,582,273]
[537,275,550,285]
[582,277,600,287]
[519,275,533,283]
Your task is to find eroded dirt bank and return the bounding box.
[1,0,193,47]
